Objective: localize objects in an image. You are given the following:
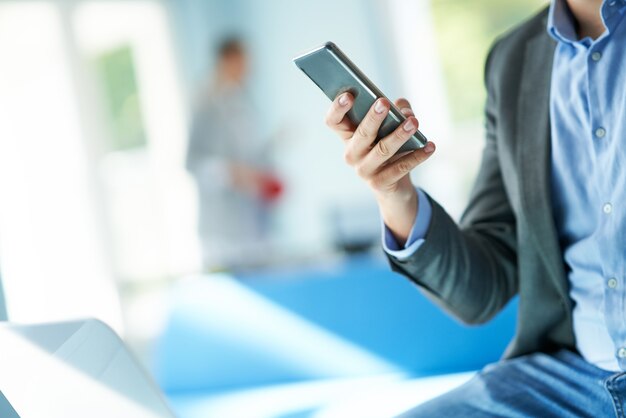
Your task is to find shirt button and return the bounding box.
[618,348,626,359]
[608,278,618,289]
[595,127,606,138]
[603,203,613,214]
[591,51,602,61]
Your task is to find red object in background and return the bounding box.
[259,174,284,203]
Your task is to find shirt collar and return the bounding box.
[548,0,578,43]
[547,0,626,44]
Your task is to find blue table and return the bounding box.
[152,254,517,416]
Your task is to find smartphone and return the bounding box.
[293,41,427,153]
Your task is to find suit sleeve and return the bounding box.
[386,40,518,324]
[382,188,432,259]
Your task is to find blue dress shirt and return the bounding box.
[383,0,626,371]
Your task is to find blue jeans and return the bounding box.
[398,349,625,417]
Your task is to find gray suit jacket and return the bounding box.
[387,8,576,359]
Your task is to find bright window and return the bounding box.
[0,2,122,330]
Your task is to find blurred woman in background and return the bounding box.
[186,37,282,271]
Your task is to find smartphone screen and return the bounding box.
[293,42,427,153]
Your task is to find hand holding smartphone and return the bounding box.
[293,41,427,155]
[293,42,436,245]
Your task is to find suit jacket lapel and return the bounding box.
[517,32,568,298]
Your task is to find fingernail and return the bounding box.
[339,94,349,106]
[374,99,386,114]
[424,142,435,153]
[403,119,416,132]
[401,107,414,116]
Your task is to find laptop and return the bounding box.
[0,319,176,418]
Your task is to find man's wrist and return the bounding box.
[373,182,416,205]
[376,186,418,246]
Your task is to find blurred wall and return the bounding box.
[0,247,5,321]
[0,0,407,328]
[0,269,6,321]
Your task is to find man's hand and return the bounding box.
[325,92,435,245]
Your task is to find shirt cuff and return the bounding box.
[382,188,432,260]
